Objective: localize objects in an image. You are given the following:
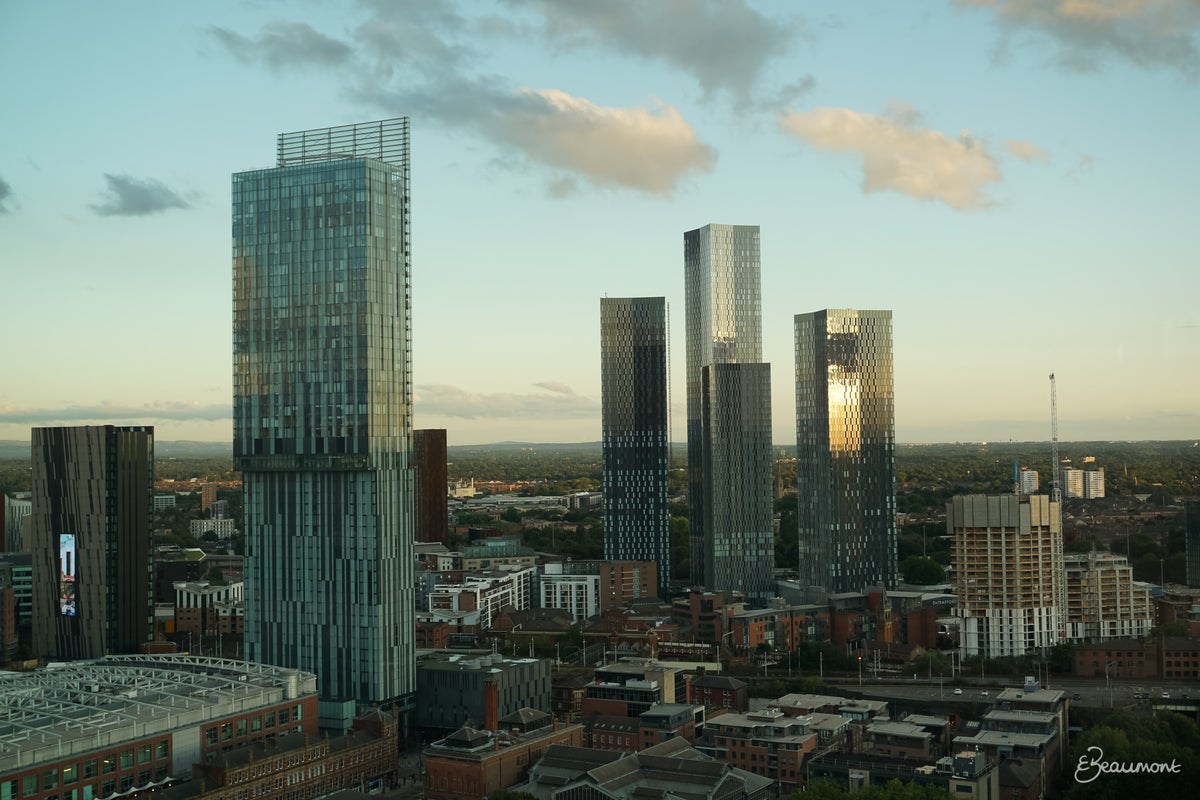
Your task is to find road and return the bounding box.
[838,677,1198,709]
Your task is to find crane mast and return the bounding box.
[1049,373,1061,505]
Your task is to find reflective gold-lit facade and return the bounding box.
[795,309,896,593]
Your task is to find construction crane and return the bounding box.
[1049,373,1061,506]
[1049,373,1067,643]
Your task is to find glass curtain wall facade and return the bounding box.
[795,310,897,594]
[601,297,670,598]
[684,224,774,602]
[233,119,414,714]
[702,363,776,604]
[30,425,154,660]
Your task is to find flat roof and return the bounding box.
[0,656,316,775]
[417,651,543,673]
[954,730,1054,749]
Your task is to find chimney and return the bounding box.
[484,679,500,732]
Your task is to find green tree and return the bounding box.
[1049,642,1076,674]
[488,790,539,800]
[205,565,227,586]
[900,555,945,585]
[1149,620,1189,638]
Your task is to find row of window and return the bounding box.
[204,705,302,747]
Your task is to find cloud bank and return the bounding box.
[0,401,231,424]
[505,0,800,104]
[212,4,717,197]
[415,383,599,419]
[956,0,1200,73]
[778,102,1003,210]
[208,21,354,70]
[90,174,192,216]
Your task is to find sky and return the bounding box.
[1,1,1198,446]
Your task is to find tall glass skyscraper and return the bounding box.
[601,297,670,598]
[794,309,897,593]
[684,224,775,604]
[233,119,414,724]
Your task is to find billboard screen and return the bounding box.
[59,533,76,616]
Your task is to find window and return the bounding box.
[101,780,115,798]
[155,741,168,761]
[82,762,98,781]
[278,708,290,725]
[205,727,218,746]
[43,771,59,791]
[293,705,302,721]
[138,746,151,766]
[21,776,37,797]
[265,711,275,728]
[63,766,77,785]
[119,776,133,793]
[154,767,167,782]
[137,771,150,788]
[1,780,14,800]
[119,750,133,770]
[221,723,233,742]
[237,719,247,737]
[251,716,262,733]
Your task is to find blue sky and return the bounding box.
[1,1,1197,446]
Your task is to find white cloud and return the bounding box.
[492,89,716,196]
[370,79,716,196]
[956,0,1200,73]
[778,103,1003,210]
[1006,138,1051,162]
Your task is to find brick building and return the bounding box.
[583,704,703,752]
[1075,636,1200,680]
[167,709,398,800]
[0,656,318,800]
[423,710,583,800]
[689,668,748,711]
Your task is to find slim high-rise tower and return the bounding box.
[30,425,154,660]
[233,119,414,725]
[795,309,897,593]
[684,224,774,604]
[601,297,670,598]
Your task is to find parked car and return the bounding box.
[980,690,989,696]
[954,688,962,695]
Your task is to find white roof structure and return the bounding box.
[0,655,317,776]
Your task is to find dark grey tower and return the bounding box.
[233,119,414,726]
[795,309,897,593]
[601,297,670,598]
[30,425,154,659]
[684,224,775,604]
